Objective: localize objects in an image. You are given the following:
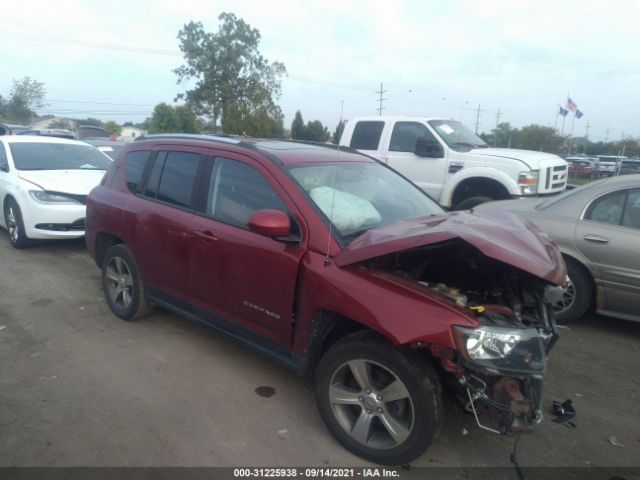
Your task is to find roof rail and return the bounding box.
[135,133,244,144]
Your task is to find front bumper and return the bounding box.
[22,200,87,239]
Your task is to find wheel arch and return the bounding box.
[561,253,597,310]
[450,176,512,209]
[94,232,124,268]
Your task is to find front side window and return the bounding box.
[428,120,487,151]
[155,151,201,208]
[288,162,443,241]
[389,122,436,152]
[9,142,111,171]
[206,157,287,228]
[349,121,385,150]
[585,190,626,225]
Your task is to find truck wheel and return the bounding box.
[554,259,592,323]
[454,196,493,210]
[102,244,154,320]
[4,198,31,249]
[315,336,443,465]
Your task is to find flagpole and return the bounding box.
[554,106,559,131]
[568,112,576,155]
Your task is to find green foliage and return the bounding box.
[517,124,564,152]
[10,77,46,111]
[148,103,201,134]
[291,111,305,139]
[175,12,286,137]
[290,111,329,142]
[75,117,104,127]
[103,120,122,136]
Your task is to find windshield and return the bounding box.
[428,120,488,150]
[536,178,608,210]
[9,142,111,171]
[288,162,444,241]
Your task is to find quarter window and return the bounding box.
[349,121,385,150]
[155,151,201,208]
[124,150,151,193]
[206,157,287,228]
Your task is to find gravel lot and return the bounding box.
[0,234,638,472]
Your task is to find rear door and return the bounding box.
[189,151,306,346]
[133,146,207,302]
[575,187,640,317]
[0,142,10,228]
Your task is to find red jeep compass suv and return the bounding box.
[86,134,565,465]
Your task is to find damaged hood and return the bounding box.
[19,170,106,195]
[335,210,566,285]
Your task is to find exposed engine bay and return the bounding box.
[364,239,563,435]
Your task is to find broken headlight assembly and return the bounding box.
[452,325,546,375]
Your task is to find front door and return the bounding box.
[382,121,447,199]
[189,152,305,346]
[575,187,640,318]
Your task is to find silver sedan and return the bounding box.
[475,174,640,323]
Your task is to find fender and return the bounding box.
[440,166,521,208]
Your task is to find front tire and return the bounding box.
[454,195,493,211]
[554,258,592,323]
[102,244,154,320]
[315,336,443,465]
[4,198,31,249]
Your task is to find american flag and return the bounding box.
[566,97,578,112]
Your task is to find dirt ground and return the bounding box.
[0,235,638,473]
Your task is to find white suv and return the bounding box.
[0,135,111,248]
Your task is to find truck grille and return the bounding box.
[543,165,568,191]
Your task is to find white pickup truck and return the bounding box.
[339,116,568,209]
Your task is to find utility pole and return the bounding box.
[604,128,610,143]
[493,107,501,146]
[585,120,590,141]
[375,82,387,116]
[474,104,482,134]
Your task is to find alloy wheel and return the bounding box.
[328,359,414,449]
[105,257,134,309]
[554,277,575,313]
[6,206,19,244]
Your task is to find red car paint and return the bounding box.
[86,137,564,364]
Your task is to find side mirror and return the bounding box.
[247,209,291,238]
[415,138,444,158]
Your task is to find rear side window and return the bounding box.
[125,150,151,193]
[349,121,385,150]
[585,190,626,225]
[144,151,167,198]
[156,151,201,208]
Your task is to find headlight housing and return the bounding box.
[518,171,539,195]
[30,191,82,205]
[452,325,546,375]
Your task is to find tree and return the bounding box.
[104,121,122,136]
[305,120,329,142]
[489,122,517,148]
[174,12,286,136]
[148,102,201,134]
[10,77,46,111]
[518,124,563,153]
[291,111,305,139]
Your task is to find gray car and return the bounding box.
[475,174,640,323]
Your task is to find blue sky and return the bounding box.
[1,0,638,141]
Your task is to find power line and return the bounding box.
[45,98,156,107]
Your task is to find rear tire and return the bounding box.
[554,258,592,323]
[4,198,31,249]
[315,336,443,465]
[454,195,493,210]
[102,244,154,320]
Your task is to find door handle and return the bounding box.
[192,230,219,242]
[583,234,609,245]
